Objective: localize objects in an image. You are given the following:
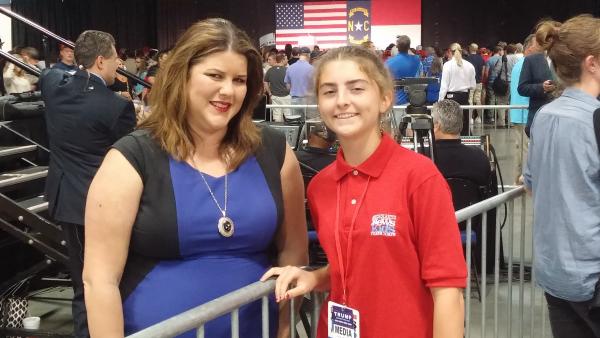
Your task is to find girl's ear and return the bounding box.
[380,90,393,114]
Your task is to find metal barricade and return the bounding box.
[458,185,550,338]
[264,104,528,136]
[127,185,548,338]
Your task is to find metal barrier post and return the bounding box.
[481,212,487,338]
[507,199,514,337]
[262,296,269,338]
[518,195,527,338]
[542,296,548,338]
[530,220,536,338]
[493,208,501,338]
[465,218,472,338]
[310,292,321,338]
[290,297,296,338]
[231,309,239,338]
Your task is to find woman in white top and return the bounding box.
[3,60,33,94]
[439,43,476,135]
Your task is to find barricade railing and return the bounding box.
[263,104,529,132]
[127,185,545,338]
[265,104,528,110]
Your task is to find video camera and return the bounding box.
[394,77,438,115]
[394,78,439,161]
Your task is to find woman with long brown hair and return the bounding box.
[83,18,308,337]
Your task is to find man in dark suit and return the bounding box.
[40,30,135,338]
[517,38,555,136]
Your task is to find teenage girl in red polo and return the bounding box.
[262,46,467,338]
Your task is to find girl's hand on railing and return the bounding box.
[260,266,319,302]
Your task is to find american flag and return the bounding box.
[275,2,348,50]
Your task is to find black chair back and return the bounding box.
[446,177,485,212]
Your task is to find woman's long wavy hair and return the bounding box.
[139,18,263,169]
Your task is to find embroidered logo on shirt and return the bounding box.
[370,214,397,237]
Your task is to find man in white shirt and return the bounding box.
[438,43,476,135]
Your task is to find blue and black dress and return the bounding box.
[112,127,286,337]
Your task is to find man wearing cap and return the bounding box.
[284,46,315,120]
[52,44,77,72]
[385,35,422,105]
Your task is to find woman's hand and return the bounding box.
[261,266,319,302]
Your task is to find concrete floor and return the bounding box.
[21,123,546,338]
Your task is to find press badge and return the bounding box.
[328,301,360,338]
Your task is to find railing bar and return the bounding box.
[481,212,487,338]
[519,196,526,338]
[262,296,269,338]
[196,325,204,338]
[456,186,526,222]
[310,291,320,338]
[265,104,529,110]
[493,206,501,338]
[127,279,275,338]
[530,207,536,338]
[530,280,536,338]
[465,217,472,338]
[231,309,239,338]
[290,297,297,338]
[507,199,514,338]
[542,293,548,338]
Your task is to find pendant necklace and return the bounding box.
[197,167,234,238]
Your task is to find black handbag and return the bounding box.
[0,278,30,335]
[492,56,509,96]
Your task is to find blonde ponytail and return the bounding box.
[450,42,463,66]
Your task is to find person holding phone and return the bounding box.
[518,21,558,136]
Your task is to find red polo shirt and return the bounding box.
[307,134,467,338]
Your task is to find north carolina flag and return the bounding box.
[275,0,421,50]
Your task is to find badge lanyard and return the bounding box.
[333,175,371,305]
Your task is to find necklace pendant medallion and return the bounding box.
[218,216,235,238]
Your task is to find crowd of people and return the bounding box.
[0,10,598,338]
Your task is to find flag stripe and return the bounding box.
[304,7,346,14]
[304,20,346,26]
[276,28,347,34]
[304,4,346,10]
[276,42,344,49]
[277,39,348,45]
[277,34,347,40]
[304,11,346,18]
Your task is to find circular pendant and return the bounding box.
[218,216,235,238]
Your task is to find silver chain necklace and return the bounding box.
[196,164,235,238]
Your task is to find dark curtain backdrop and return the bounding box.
[422,0,600,48]
[155,0,275,50]
[10,0,600,55]
[11,0,157,61]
